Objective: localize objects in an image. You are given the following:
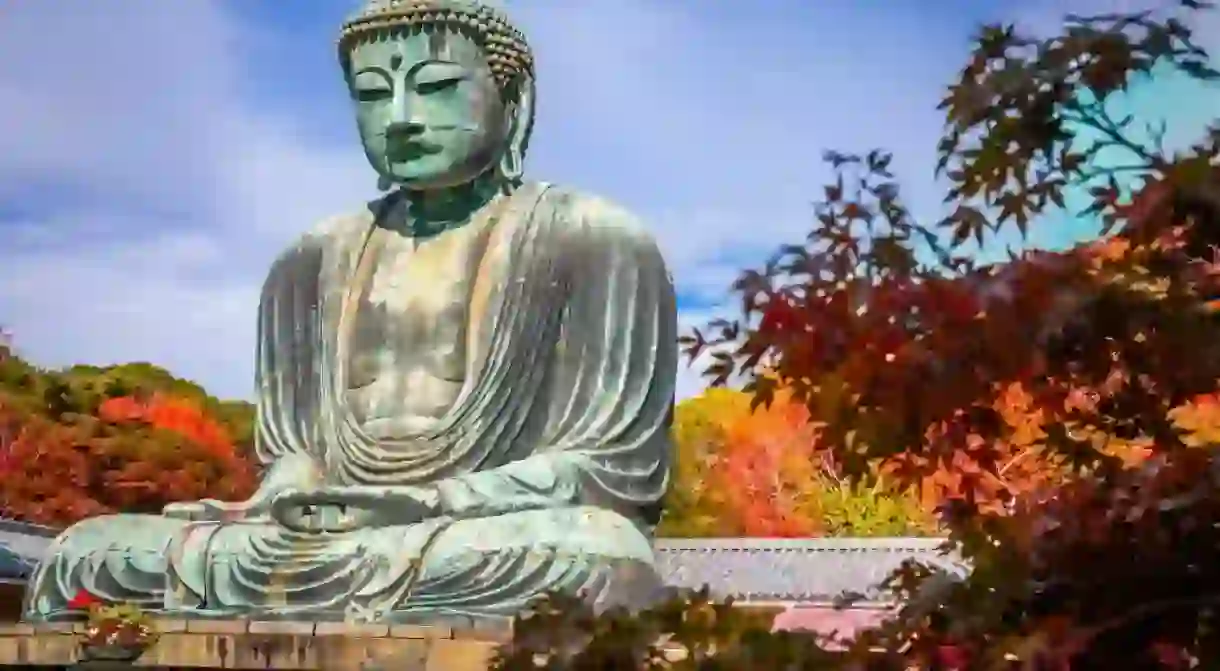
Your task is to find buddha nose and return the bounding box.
[386,93,426,138]
[386,118,426,139]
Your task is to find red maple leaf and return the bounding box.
[66,589,103,610]
[935,643,971,670]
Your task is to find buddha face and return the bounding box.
[346,28,508,191]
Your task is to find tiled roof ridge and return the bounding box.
[656,547,947,553]
[0,519,58,537]
[654,537,949,552]
[653,537,965,604]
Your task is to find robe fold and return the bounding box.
[23,181,678,621]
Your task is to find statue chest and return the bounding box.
[362,227,483,319]
[344,221,492,431]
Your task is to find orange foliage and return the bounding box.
[708,393,822,537]
[98,394,237,461]
[686,68,1220,662]
[1168,392,1220,447]
[709,188,1220,519]
[0,394,257,526]
[882,381,1162,514]
[660,5,1220,665]
[0,413,110,524]
[682,389,931,538]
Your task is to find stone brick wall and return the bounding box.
[0,585,22,623]
[0,618,510,670]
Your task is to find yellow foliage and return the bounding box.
[1168,392,1220,448]
[658,388,753,537]
[659,387,934,537]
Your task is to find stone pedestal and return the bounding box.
[0,617,511,670]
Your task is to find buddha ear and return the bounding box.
[498,76,535,185]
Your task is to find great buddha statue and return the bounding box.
[23,0,677,622]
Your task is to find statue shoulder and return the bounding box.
[306,207,376,241]
[538,185,660,252]
[271,208,376,266]
[262,207,376,287]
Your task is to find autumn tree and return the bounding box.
[659,388,751,537]
[48,361,256,460]
[0,344,258,526]
[660,387,932,538]
[678,1,1220,667]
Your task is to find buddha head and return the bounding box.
[338,0,535,192]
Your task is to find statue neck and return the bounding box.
[392,171,507,238]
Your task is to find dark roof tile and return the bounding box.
[0,519,56,580]
[653,538,966,603]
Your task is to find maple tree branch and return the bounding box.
[998,445,1038,478]
[1062,100,1161,168]
[1056,593,1220,660]
[1077,163,1156,183]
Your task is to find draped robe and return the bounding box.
[22,182,678,622]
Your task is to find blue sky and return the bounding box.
[0,0,1216,401]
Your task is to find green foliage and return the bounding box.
[82,602,159,649]
[0,350,255,462]
[0,341,259,525]
[813,478,932,538]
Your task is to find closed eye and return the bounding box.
[355,88,392,103]
[415,77,464,94]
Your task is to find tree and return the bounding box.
[659,387,932,538]
[678,2,1220,667]
[53,361,256,461]
[659,388,752,537]
[0,344,258,526]
[0,394,258,526]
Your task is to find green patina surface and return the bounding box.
[23,0,678,624]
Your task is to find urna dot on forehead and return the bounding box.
[339,0,533,93]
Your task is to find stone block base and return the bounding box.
[0,618,511,670]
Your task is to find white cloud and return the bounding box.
[0,0,928,401]
[0,1,372,397]
[2,0,1213,404]
[0,1,238,209]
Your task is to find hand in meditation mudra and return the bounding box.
[23,0,676,622]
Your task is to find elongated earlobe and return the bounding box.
[498,77,535,186]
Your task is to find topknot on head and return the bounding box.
[338,0,534,95]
